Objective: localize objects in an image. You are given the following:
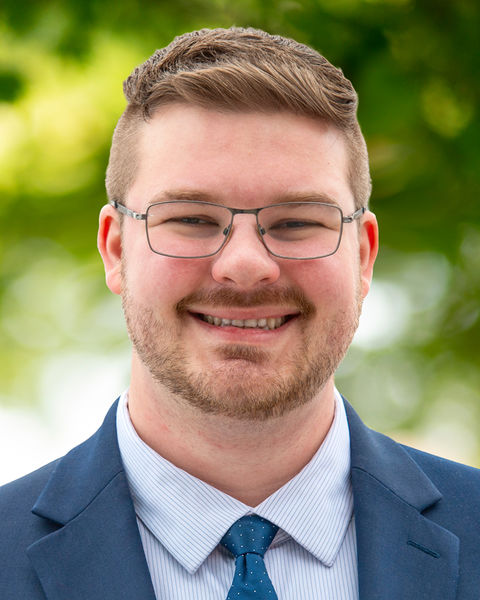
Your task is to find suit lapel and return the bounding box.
[26,401,156,600]
[345,401,459,600]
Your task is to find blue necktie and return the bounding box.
[220,515,279,599]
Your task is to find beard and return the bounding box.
[122,279,362,421]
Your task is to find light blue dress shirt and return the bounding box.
[117,390,358,599]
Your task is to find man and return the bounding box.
[1,27,479,600]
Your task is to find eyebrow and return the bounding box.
[147,189,341,207]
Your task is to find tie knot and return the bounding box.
[220,515,279,558]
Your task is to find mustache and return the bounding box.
[176,286,316,316]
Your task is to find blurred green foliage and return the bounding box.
[1,0,479,463]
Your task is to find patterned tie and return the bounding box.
[220,515,279,599]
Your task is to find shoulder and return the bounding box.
[0,459,62,542]
[0,401,121,597]
[402,443,480,510]
[1,458,59,500]
[0,458,59,516]
[0,461,63,596]
[345,397,480,521]
[403,443,480,480]
[345,397,480,490]
[0,398,120,515]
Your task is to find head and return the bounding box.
[105,27,371,211]
[99,28,378,424]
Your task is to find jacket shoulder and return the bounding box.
[1,459,59,499]
[0,461,63,597]
[402,444,480,508]
[0,401,121,598]
[0,459,62,538]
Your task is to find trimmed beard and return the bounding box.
[121,275,362,421]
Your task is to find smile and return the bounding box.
[197,314,293,330]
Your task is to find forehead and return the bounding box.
[128,104,353,210]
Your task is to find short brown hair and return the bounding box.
[106,27,371,208]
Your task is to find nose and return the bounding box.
[211,216,281,288]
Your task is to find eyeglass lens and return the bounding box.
[145,201,343,259]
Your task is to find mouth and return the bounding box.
[192,312,298,331]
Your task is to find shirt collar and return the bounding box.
[117,389,352,573]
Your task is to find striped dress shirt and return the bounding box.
[116,389,358,599]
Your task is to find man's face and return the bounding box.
[101,104,377,420]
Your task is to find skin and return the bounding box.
[98,104,378,506]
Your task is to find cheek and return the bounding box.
[125,252,210,306]
[287,257,339,292]
[287,256,359,307]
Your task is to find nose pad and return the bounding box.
[256,222,273,256]
[211,221,280,287]
[219,222,268,254]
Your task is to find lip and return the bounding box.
[186,306,300,321]
[187,310,299,340]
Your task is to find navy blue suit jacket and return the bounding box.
[1,399,480,599]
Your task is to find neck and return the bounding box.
[127,364,336,507]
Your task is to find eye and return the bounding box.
[154,213,223,240]
[270,219,325,229]
[169,216,220,226]
[151,212,222,229]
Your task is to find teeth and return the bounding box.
[201,314,288,330]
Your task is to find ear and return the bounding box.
[97,204,123,295]
[358,210,379,298]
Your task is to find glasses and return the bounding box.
[109,199,366,260]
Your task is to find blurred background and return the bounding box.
[1,0,479,484]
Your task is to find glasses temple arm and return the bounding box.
[108,199,147,221]
[343,206,366,223]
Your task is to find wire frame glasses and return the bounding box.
[109,199,366,260]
